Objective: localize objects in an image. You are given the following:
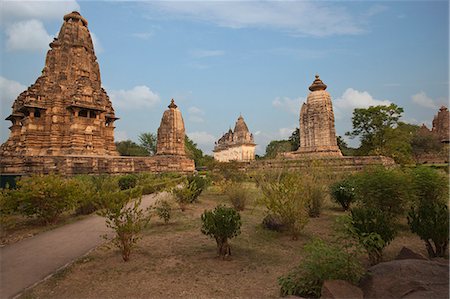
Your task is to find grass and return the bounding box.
[19,184,426,298]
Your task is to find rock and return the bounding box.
[360,259,449,299]
[320,280,363,299]
[395,246,428,261]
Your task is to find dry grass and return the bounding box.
[20,185,426,299]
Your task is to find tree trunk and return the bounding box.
[216,238,231,258]
[425,239,436,258]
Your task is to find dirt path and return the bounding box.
[0,192,162,299]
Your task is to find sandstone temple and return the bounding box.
[0,11,194,175]
[432,106,449,143]
[213,116,256,162]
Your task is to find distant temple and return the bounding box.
[213,116,256,162]
[432,106,449,143]
[297,74,342,156]
[0,11,194,175]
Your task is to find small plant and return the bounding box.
[172,183,198,211]
[225,182,250,211]
[330,178,355,211]
[262,214,286,232]
[118,174,138,190]
[307,185,324,218]
[155,199,171,224]
[278,238,364,298]
[187,175,209,202]
[98,189,151,262]
[201,205,242,258]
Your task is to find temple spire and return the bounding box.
[308,74,327,92]
[168,98,177,109]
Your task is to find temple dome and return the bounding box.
[234,115,250,133]
[308,74,327,92]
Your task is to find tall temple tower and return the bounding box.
[1,11,118,157]
[297,75,342,156]
[156,99,186,156]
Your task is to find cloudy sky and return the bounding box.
[1,1,448,154]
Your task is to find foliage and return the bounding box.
[264,140,292,159]
[257,172,309,240]
[288,128,300,151]
[8,175,78,224]
[138,132,157,156]
[201,205,242,258]
[172,183,198,211]
[73,175,119,215]
[306,183,325,218]
[279,239,365,298]
[262,213,286,232]
[141,177,184,195]
[118,174,138,190]
[330,178,356,211]
[187,175,209,201]
[407,167,449,257]
[225,182,250,211]
[154,199,171,224]
[115,140,148,156]
[411,127,444,157]
[337,136,356,156]
[380,123,417,165]
[185,135,213,167]
[212,161,248,182]
[98,189,151,262]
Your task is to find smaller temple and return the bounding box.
[213,115,256,162]
[432,106,449,143]
[157,99,186,156]
[296,74,342,157]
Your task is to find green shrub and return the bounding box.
[330,178,355,211]
[279,239,364,298]
[172,183,198,211]
[155,199,171,224]
[201,205,242,258]
[225,182,250,211]
[262,213,286,232]
[187,175,210,201]
[258,172,309,240]
[98,189,151,262]
[407,167,449,258]
[307,185,324,218]
[10,175,78,224]
[118,174,138,190]
[74,175,119,215]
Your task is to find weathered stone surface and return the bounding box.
[395,247,428,261]
[320,280,363,299]
[213,115,256,162]
[296,75,342,157]
[1,11,117,157]
[156,99,186,156]
[359,259,449,299]
[432,106,449,143]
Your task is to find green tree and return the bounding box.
[288,128,300,151]
[185,135,204,166]
[346,104,404,155]
[337,136,356,156]
[264,140,292,158]
[411,127,444,158]
[115,140,148,156]
[138,132,157,156]
[381,122,418,165]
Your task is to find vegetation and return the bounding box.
[172,183,198,211]
[118,174,138,190]
[154,199,172,224]
[187,175,210,201]
[264,140,292,159]
[115,140,148,156]
[138,132,157,156]
[200,205,242,258]
[225,182,250,211]
[330,178,356,211]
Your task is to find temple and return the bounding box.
[213,116,256,162]
[157,99,186,156]
[296,75,342,156]
[432,106,449,143]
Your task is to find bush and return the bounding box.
[172,183,198,211]
[98,189,151,262]
[225,182,250,211]
[74,175,119,215]
[279,239,365,298]
[10,175,78,224]
[307,185,324,218]
[407,167,449,258]
[155,199,171,224]
[201,205,242,258]
[262,214,286,232]
[118,174,138,190]
[258,172,309,240]
[187,175,209,202]
[330,178,355,211]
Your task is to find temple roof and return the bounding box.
[168,99,178,109]
[308,74,327,92]
[234,115,250,133]
[63,11,88,27]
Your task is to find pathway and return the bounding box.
[0,192,162,299]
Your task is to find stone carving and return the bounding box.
[297,75,342,156]
[432,106,449,143]
[213,115,256,162]
[1,11,118,157]
[156,99,186,156]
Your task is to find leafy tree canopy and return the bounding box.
[138,132,157,156]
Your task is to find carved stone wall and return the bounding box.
[432,106,449,143]
[156,99,186,156]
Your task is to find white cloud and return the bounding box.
[0,76,26,105]
[279,127,296,139]
[1,0,80,24]
[190,49,225,58]
[334,88,391,120]
[187,131,216,154]
[411,91,438,109]
[145,2,374,37]
[272,96,303,115]
[188,106,204,115]
[110,85,161,109]
[90,32,103,54]
[5,19,53,51]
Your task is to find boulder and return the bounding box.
[360,259,449,299]
[395,246,428,261]
[320,280,363,299]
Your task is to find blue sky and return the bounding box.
[1,1,448,155]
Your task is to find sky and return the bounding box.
[0,0,448,155]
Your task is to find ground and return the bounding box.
[19,185,426,299]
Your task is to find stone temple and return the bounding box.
[432,106,449,143]
[297,75,342,156]
[0,11,194,175]
[157,99,186,156]
[213,116,256,162]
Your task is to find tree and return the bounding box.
[185,135,204,166]
[115,140,148,156]
[288,128,300,151]
[138,132,157,156]
[346,104,404,155]
[380,122,417,165]
[264,140,292,158]
[411,127,444,158]
[337,136,356,156]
